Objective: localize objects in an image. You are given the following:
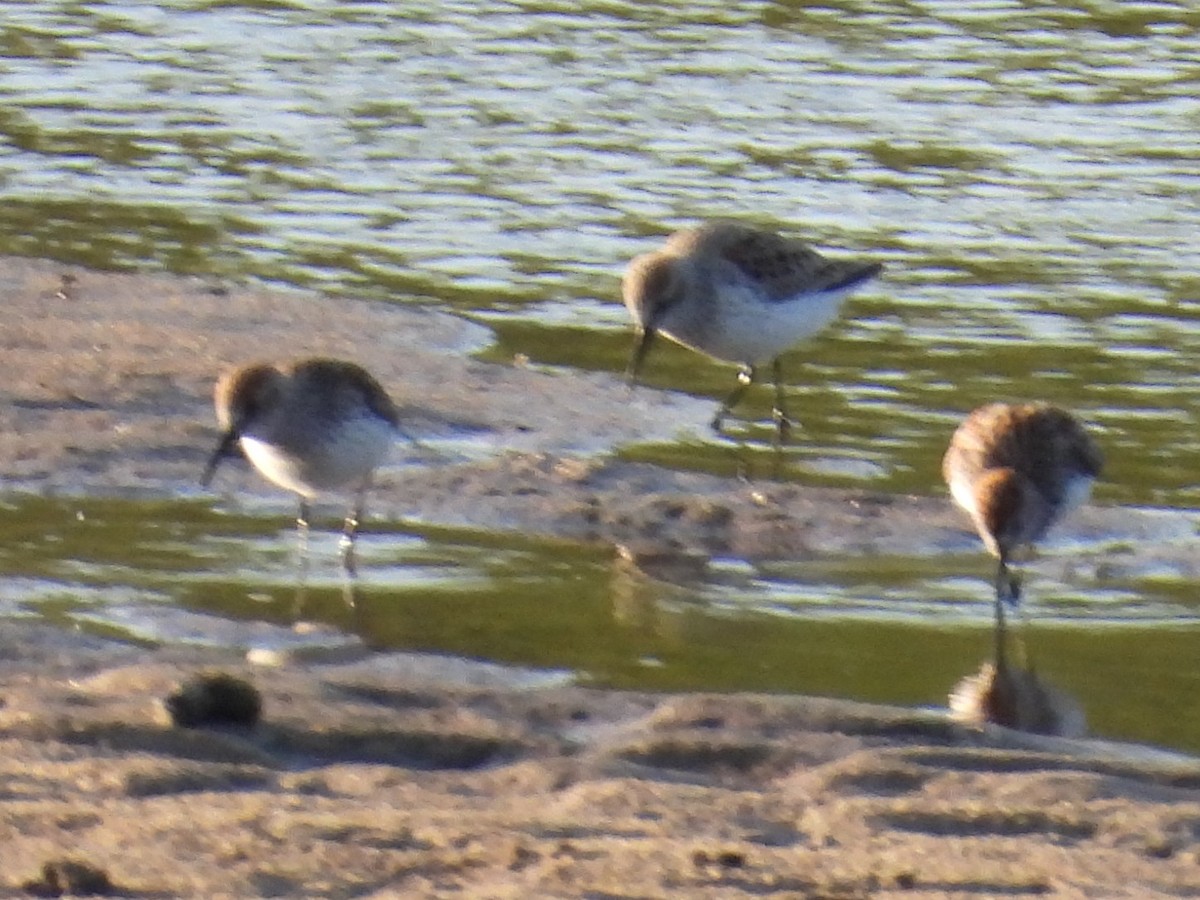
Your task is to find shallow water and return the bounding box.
[1,2,1198,748]
[2,494,1198,752]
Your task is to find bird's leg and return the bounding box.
[337,493,366,620]
[296,498,312,576]
[992,588,1008,669]
[339,486,366,581]
[711,365,756,434]
[292,498,312,619]
[770,357,793,445]
[994,556,1028,667]
[994,557,1022,608]
[984,582,1024,729]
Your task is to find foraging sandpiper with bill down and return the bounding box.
[942,402,1103,609]
[201,358,402,574]
[622,221,883,440]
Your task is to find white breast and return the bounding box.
[240,416,395,498]
[661,281,850,367]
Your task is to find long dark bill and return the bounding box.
[200,429,240,487]
[626,327,657,386]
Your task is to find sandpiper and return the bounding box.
[622,221,882,439]
[942,402,1102,608]
[201,358,401,573]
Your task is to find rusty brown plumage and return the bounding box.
[943,402,1101,606]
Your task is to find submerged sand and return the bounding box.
[1,256,1199,897]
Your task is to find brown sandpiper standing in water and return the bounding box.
[622,221,883,441]
[942,402,1103,610]
[201,358,402,575]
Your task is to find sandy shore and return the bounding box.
[2,256,1199,897]
[3,625,1200,898]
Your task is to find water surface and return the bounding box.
[1,1,1196,503]
[3,494,1199,753]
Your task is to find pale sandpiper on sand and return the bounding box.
[201,358,401,574]
[623,221,882,440]
[942,402,1102,609]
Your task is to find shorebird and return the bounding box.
[201,358,401,574]
[942,402,1102,608]
[622,221,882,439]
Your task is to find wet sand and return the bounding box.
[4,625,1200,898]
[2,256,1199,897]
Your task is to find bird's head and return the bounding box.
[622,253,684,384]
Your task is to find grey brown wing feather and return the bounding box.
[1019,408,1103,507]
[949,404,1102,510]
[703,223,881,302]
[292,359,401,428]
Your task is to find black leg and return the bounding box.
[994,557,1021,608]
[711,365,756,434]
[771,358,793,444]
[994,556,1028,667]
[1008,570,1022,607]
[992,588,1008,666]
[297,499,311,537]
